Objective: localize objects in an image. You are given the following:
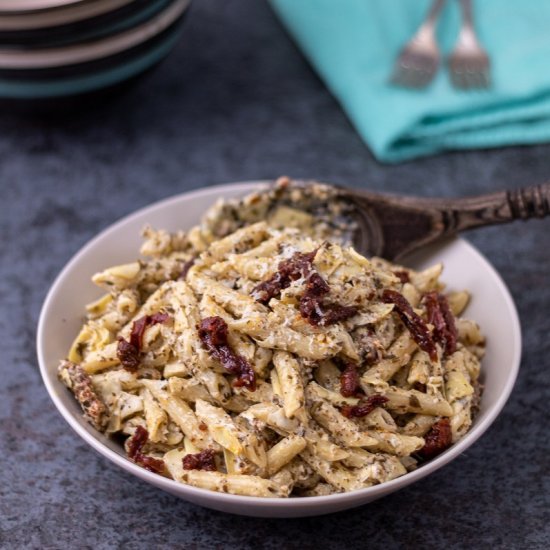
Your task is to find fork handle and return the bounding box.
[418,0,446,35]
[431,182,550,233]
[426,0,447,24]
[458,0,473,28]
[457,0,478,45]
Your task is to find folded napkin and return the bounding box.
[271,0,550,162]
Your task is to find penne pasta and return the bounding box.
[266,435,307,476]
[59,181,484,498]
[164,449,280,497]
[273,351,305,419]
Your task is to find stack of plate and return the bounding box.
[0,0,191,102]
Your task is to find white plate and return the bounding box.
[37,181,521,518]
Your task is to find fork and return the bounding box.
[391,0,446,89]
[448,0,491,89]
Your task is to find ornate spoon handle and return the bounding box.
[418,182,550,233]
[344,182,550,260]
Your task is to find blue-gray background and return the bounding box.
[1,1,548,548]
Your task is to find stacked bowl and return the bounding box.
[0,0,191,102]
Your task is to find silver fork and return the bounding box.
[391,0,446,89]
[448,0,491,89]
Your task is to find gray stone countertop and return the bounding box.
[0,1,548,548]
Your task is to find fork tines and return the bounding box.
[390,0,446,89]
[392,43,440,89]
[448,50,491,89]
[448,0,491,90]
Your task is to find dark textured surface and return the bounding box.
[1,1,549,548]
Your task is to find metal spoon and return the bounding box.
[273,179,549,261]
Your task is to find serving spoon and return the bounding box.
[277,179,549,261]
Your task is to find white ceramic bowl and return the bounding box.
[37,182,521,518]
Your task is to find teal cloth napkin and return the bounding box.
[270,0,550,162]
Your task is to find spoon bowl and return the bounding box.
[271,178,550,260]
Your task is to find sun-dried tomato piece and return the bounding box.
[252,248,356,326]
[198,316,256,391]
[382,289,437,362]
[117,313,170,372]
[126,426,166,474]
[127,425,148,460]
[304,271,330,297]
[150,312,170,323]
[130,312,170,349]
[340,362,361,398]
[136,455,166,474]
[282,250,317,279]
[424,291,446,335]
[129,316,149,350]
[298,272,329,324]
[182,449,217,472]
[299,272,358,327]
[252,250,317,304]
[393,270,410,283]
[116,338,141,372]
[340,395,389,418]
[199,316,228,346]
[417,418,452,460]
[424,292,457,357]
[231,361,256,390]
[180,257,196,280]
[438,294,457,356]
[317,303,359,326]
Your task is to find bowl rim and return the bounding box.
[37,181,522,511]
[0,0,86,14]
[0,0,190,67]
[0,0,134,30]
[0,18,183,99]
